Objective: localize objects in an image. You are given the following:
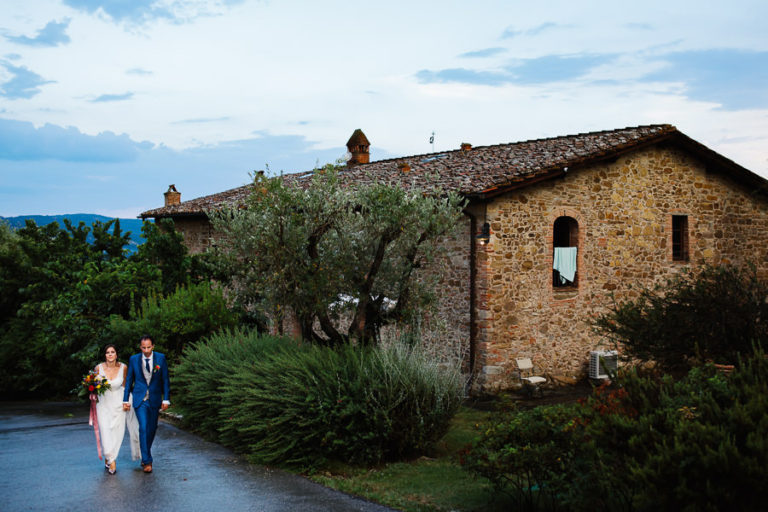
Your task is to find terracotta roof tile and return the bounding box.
[140,124,760,218]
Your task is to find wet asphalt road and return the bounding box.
[0,401,396,512]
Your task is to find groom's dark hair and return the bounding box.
[139,334,154,344]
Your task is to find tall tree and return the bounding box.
[209,165,465,345]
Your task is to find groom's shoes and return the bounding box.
[143,464,153,473]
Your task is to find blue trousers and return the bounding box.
[134,401,160,465]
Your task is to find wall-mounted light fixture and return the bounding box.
[476,222,491,245]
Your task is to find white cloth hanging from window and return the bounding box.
[553,247,577,284]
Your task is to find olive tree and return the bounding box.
[208,165,465,345]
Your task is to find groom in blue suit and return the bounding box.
[123,335,170,473]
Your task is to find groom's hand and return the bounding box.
[161,403,170,411]
[123,403,130,411]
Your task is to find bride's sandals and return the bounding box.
[108,461,116,475]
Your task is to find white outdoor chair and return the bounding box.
[516,358,546,397]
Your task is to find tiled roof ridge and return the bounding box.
[148,123,760,220]
[356,123,676,167]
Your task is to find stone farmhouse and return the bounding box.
[141,124,768,391]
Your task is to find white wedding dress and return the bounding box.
[95,363,140,464]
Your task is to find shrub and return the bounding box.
[174,330,464,469]
[172,328,287,439]
[621,351,768,511]
[594,264,768,372]
[105,281,239,361]
[460,403,584,511]
[462,348,768,511]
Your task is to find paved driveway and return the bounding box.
[0,401,396,512]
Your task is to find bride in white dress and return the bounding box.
[94,345,140,474]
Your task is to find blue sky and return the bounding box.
[1,0,767,217]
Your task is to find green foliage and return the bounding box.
[618,355,768,511]
[460,404,584,511]
[594,264,768,372]
[0,219,159,396]
[0,222,25,326]
[134,218,210,294]
[106,281,239,361]
[462,349,768,511]
[172,329,288,439]
[310,404,519,512]
[0,217,228,398]
[174,329,464,469]
[208,165,465,345]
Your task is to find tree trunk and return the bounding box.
[349,233,392,343]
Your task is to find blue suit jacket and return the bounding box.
[123,352,170,409]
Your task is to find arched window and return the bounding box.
[553,216,578,287]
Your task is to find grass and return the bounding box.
[308,405,516,512]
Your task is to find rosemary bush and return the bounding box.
[174,329,463,469]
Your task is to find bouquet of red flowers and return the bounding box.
[78,370,111,401]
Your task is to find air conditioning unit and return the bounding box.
[589,350,618,379]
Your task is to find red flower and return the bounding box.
[88,385,95,392]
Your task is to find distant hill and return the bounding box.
[0,214,149,253]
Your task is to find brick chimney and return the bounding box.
[164,184,181,206]
[346,129,370,165]
[460,142,472,153]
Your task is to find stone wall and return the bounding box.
[412,216,472,367]
[172,216,214,254]
[471,145,768,391]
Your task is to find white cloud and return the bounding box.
[0,0,766,216]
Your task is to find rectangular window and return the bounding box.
[672,215,689,261]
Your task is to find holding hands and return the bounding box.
[124,402,169,411]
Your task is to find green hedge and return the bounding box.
[173,329,464,469]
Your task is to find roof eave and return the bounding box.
[139,210,210,220]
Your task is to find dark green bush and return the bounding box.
[594,264,768,372]
[174,330,464,469]
[462,349,768,511]
[172,328,287,439]
[460,403,584,511]
[622,352,768,511]
[105,281,239,361]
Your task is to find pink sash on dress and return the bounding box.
[89,393,103,460]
